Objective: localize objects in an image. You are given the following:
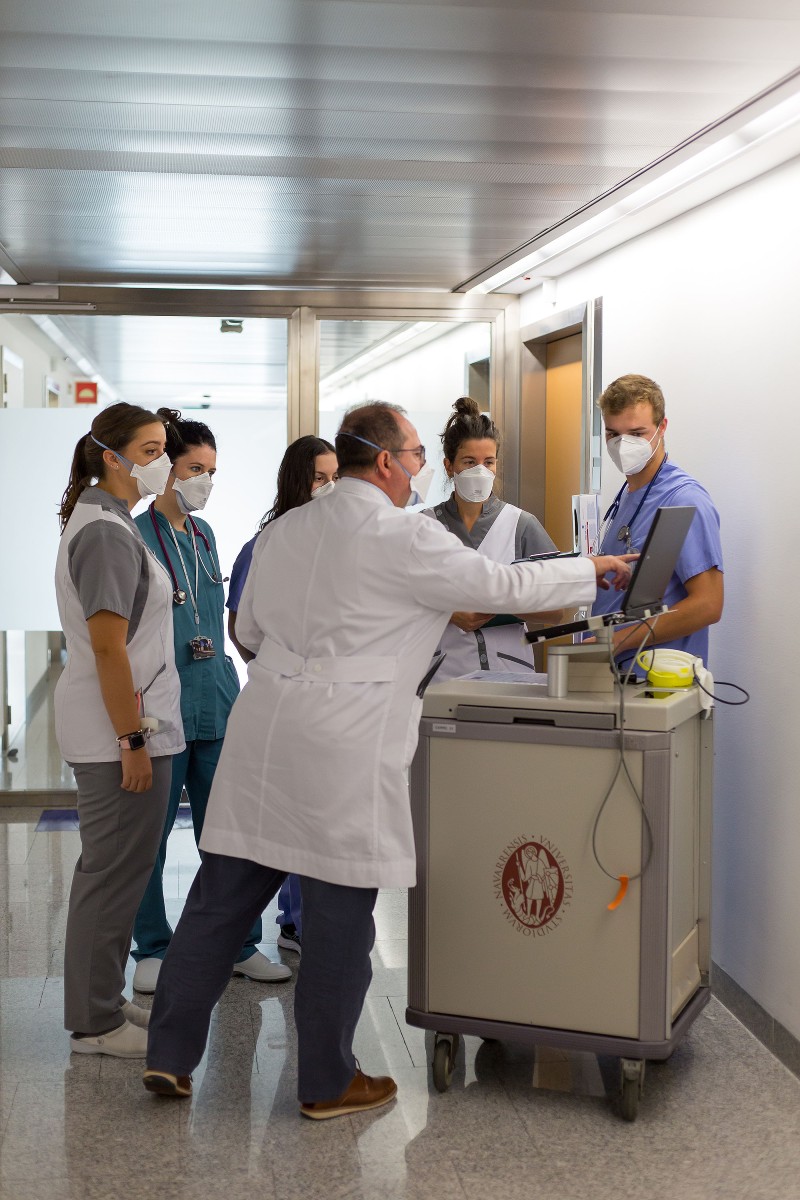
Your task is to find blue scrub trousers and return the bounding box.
[276,873,303,934]
[132,739,262,963]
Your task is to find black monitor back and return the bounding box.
[622,505,696,618]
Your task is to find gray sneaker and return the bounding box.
[70,1020,148,1058]
[277,926,302,956]
[132,957,162,994]
[232,950,291,982]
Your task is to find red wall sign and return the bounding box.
[75,380,98,404]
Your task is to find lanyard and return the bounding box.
[147,504,220,612]
[599,455,668,554]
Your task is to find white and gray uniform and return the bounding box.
[55,487,184,762]
[55,486,183,1036]
[422,494,556,680]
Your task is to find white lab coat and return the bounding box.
[200,477,595,888]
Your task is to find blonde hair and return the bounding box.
[598,375,665,425]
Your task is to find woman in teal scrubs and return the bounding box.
[130,408,291,994]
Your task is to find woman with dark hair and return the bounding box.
[129,408,291,994]
[422,395,558,679]
[226,434,338,953]
[227,435,338,658]
[56,402,184,1057]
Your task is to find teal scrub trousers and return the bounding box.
[132,739,262,963]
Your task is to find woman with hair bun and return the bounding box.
[422,396,558,680]
[129,408,291,995]
[56,402,184,1057]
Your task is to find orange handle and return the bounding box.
[607,875,629,911]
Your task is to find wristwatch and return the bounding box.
[117,729,149,751]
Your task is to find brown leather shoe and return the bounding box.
[142,1069,192,1098]
[300,1069,397,1120]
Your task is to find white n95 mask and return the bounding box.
[453,464,495,504]
[172,472,214,514]
[128,453,174,499]
[311,480,336,499]
[408,462,435,506]
[91,436,173,498]
[606,427,661,476]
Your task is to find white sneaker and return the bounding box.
[70,1019,148,1059]
[122,999,150,1028]
[133,957,162,994]
[232,950,292,983]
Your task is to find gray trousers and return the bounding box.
[147,853,378,1102]
[64,756,172,1034]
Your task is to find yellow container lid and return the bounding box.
[645,665,693,689]
[636,649,696,690]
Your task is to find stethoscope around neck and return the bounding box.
[148,502,220,605]
[598,454,668,554]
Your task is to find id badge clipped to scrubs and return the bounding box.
[190,635,215,660]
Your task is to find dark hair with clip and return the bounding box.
[440,396,499,464]
[260,435,336,528]
[58,402,163,532]
[156,407,217,461]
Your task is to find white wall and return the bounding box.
[519,153,800,1039]
[320,322,491,509]
[0,406,286,635]
[0,315,84,408]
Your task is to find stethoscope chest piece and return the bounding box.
[173,589,187,606]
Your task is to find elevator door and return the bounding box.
[544,334,582,550]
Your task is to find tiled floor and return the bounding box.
[1,808,800,1200]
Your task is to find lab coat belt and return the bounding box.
[257,637,397,683]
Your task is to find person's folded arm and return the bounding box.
[612,567,723,658]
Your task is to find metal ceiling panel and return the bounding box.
[48,314,289,409]
[1,0,800,289]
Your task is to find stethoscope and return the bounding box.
[148,502,221,607]
[598,454,668,554]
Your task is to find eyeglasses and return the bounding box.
[394,445,426,465]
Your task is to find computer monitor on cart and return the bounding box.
[525,505,696,645]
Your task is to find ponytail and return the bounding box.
[58,401,163,532]
[440,396,500,463]
[59,433,102,531]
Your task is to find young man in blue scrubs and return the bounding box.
[593,374,723,666]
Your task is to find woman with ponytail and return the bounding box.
[129,409,290,994]
[55,403,184,1058]
[422,396,558,679]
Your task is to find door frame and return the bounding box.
[518,297,603,520]
[2,285,521,499]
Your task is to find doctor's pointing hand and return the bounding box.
[591,553,638,590]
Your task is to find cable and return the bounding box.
[692,669,749,706]
[589,615,660,885]
[590,620,748,891]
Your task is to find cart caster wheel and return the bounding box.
[618,1058,645,1122]
[432,1034,460,1093]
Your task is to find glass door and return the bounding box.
[317,318,492,509]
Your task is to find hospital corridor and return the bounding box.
[3,2,800,1197]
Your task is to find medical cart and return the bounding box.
[406,666,713,1121]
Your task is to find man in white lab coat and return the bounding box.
[144,402,633,1118]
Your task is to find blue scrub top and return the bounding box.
[593,460,723,665]
[226,532,259,613]
[135,506,240,741]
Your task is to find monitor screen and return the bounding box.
[524,504,697,645]
[622,506,696,618]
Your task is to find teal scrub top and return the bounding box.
[135,505,240,742]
